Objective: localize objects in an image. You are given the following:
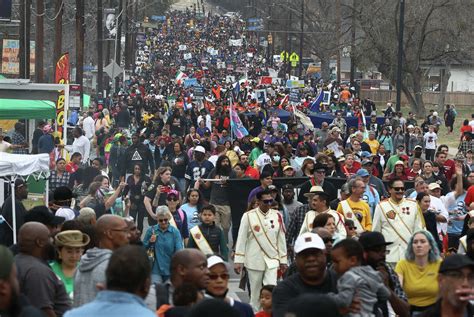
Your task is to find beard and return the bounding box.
[218,164,232,176]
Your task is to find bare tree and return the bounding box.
[352,0,474,116]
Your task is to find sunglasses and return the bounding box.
[262,199,274,205]
[208,273,230,280]
[158,219,169,223]
[322,237,335,244]
[347,226,357,230]
[392,187,405,192]
[167,197,179,201]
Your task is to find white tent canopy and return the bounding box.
[0,153,50,244]
[0,153,50,177]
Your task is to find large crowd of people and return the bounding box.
[1,8,474,317]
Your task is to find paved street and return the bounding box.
[170,0,225,14]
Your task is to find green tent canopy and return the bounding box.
[0,99,56,119]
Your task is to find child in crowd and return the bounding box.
[330,239,390,316]
[255,285,275,317]
[158,283,203,317]
[344,219,358,239]
[423,125,438,161]
[187,205,229,260]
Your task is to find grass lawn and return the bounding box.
[398,105,471,156]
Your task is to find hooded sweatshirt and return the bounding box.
[73,248,112,307]
[330,265,390,317]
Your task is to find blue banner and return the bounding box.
[184,78,199,88]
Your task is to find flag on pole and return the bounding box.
[175,71,188,85]
[280,94,289,108]
[293,107,315,130]
[230,104,249,139]
[232,81,240,100]
[308,90,324,112]
[357,110,367,129]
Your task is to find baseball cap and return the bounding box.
[360,151,373,159]
[394,160,404,166]
[24,206,65,227]
[294,232,325,253]
[361,159,373,166]
[439,254,474,273]
[407,124,414,129]
[314,162,326,171]
[414,145,422,150]
[428,183,441,191]
[194,146,206,154]
[330,127,341,133]
[268,185,278,192]
[359,232,393,250]
[282,184,294,191]
[207,255,230,271]
[356,169,369,177]
[283,165,294,172]
[14,178,26,189]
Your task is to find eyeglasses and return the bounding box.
[262,199,274,205]
[392,187,405,192]
[322,237,335,244]
[158,219,169,223]
[208,273,230,280]
[442,271,474,283]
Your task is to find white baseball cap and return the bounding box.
[194,146,206,154]
[207,255,229,270]
[294,232,326,254]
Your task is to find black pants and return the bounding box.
[425,149,435,162]
[129,201,146,233]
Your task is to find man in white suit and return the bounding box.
[234,189,287,310]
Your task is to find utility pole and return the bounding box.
[349,0,356,83]
[124,0,133,70]
[286,9,292,76]
[53,0,63,78]
[97,0,104,95]
[335,0,341,83]
[298,0,304,78]
[76,0,85,102]
[19,0,31,79]
[35,0,44,82]
[106,0,112,70]
[395,0,405,112]
[114,0,123,92]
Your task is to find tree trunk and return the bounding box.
[438,63,451,108]
[412,69,425,116]
[320,55,331,81]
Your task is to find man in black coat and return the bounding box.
[121,133,155,178]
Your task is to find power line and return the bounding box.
[30,0,64,21]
